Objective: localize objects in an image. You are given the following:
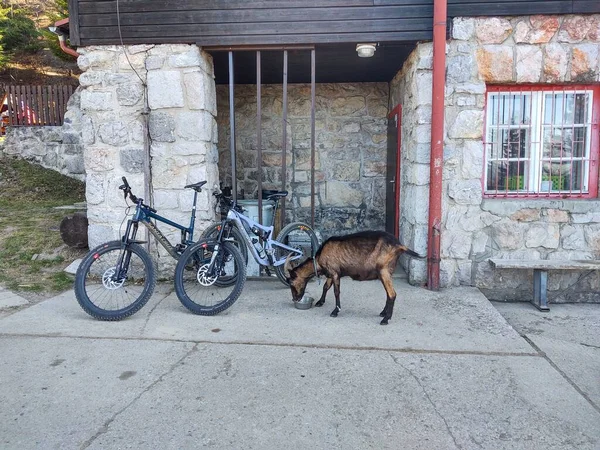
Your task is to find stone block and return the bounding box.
[147,71,185,109]
[63,156,85,175]
[588,15,600,41]
[460,140,484,179]
[149,112,176,143]
[558,16,591,43]
[583,224,600,252]
[84,147,117,172]
[330,96,366,116]
[448,110,484,139]
[118,52,146,71]
[86,173,106,205]
[363,161,386,177]
[117,82,144,106]
[321,181,364,207]
[492,221,525,250]
[516,46,543,83]
[441,230,472,259]
[79,71,106,87]
[452,18,475,41]
[475,18,513,44]
[80,90,113,111]
[543,44,568,83]
[561,225,586,250]
[476,45,514,83]
[146,55,164,70]
[571,44,599,83]
[514,16,559,44]
[168,46,202,68]
[81,116,95,145]
[510,208,541,222]
[98,121,129,147]
[525,223,560,249]
[78,51,116,71]
[330,161,360,182]
[546,209,570,223]
[177,111,212,142]
[153,189,180,209]
[120,148,145,173]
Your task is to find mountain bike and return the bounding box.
[174,190,319,315]
[74,177,245,321]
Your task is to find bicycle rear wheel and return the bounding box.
[174,240,246,315]
[74,241,156,320]
[201,223,248,266]
[273,222,320,286]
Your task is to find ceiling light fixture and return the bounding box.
[356,43,377,58]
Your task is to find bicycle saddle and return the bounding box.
[184,181,207,192]
[266,190,288,199]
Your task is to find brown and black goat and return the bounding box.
[284,230,422,325]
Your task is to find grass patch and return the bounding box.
[0,156,86,295]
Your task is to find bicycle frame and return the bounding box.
[223,207,304,267]
[122,191,200,259]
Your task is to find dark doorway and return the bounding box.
[386,105,402,238]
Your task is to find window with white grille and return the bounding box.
[484,86,599,198]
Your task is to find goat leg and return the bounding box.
[379,272,396,325]
[315,277,332,307]
[330,276,341,317]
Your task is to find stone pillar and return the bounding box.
[77,44,218,270]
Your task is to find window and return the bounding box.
[484,86,600,198]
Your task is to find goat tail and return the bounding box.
[397,245,423,259]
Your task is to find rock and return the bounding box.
[476,45,513,83]
[516,46,542,83]
[64,259,82,275]
[543,44,567,82]
[558,16,591,43]
[475,18,513,44]
[571,44,599,82]
[147,71,185,109]
[60,212,89,249]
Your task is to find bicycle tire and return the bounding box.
[174,240,246,315]
[273,222,320,286]
[74,241,156,321]
[201,223,249,266]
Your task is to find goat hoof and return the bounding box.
[315,300,324,307]
[380,318,389,325]
[330,311,339,317]
[379,310,386,317]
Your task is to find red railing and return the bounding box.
[2,84,76,127]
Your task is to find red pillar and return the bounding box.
[427,0,447,291]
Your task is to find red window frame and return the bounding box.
[483,84,600,199]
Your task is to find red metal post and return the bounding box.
[427,0,447,291]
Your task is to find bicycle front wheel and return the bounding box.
[74,241,156,320]
[174,240,246,315]
[273,222,320,286]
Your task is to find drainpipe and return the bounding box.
[49,23,79,58]
[427,0,447,291]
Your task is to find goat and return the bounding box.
[284,230,422,325]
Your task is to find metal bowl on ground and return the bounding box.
[294,295,314,310]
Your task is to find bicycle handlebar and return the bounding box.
[119,177,157,213]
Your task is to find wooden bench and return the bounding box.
[489,259,600,311]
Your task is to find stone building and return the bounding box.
[58,2,600,301]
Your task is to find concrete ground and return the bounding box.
[0,276,598,450]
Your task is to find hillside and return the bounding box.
[0,0,80,85]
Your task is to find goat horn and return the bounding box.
[283,253,293,278]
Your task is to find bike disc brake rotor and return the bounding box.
[197,264,218,286]
[102,267,126,289]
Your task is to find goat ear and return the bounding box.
[283,253,293,279]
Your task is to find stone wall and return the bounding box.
[77,44,218,267]
[216,83,389,237]
[389,44,433,285]
[0,89,85,181]
[442,14,600,301]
